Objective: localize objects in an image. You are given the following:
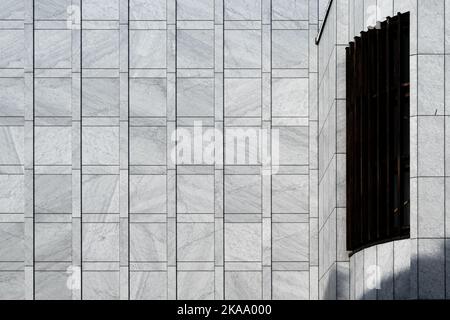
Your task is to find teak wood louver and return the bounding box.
[346,12,410,252]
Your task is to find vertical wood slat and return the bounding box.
[400,13,410,230]
[346,43,354,250]
[377,21,386,241]
[386,16,393,239]
[361,30,368,246]
[346,12,410,253]
[393,14,401,232]
[354,36,362,247]
[367,28,377,242]
[374,24,381,240]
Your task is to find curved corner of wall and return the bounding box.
[349,239,411,300]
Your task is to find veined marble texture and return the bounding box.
[0,0,317,301]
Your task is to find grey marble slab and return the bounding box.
[82,223,120,262]
[0,78,24,117]
[130,223,167,262]
[35,175,71,214]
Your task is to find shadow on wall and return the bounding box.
[321,239,448,300]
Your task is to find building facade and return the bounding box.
[318,0,450,300]
[0,0,448,300]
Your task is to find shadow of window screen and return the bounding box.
[346,12,410,253]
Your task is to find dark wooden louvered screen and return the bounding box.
[346,12,410,253]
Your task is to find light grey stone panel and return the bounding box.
[177,78,214,117]
[363,246,377,300]
[272,78,309,118]
[410,55,418,118]
[35,0,70,20]
[336,100,346,154]
[309,218,319,266]
[129,127,166,165]
[129,175,166,214]
[354,250,364,300]
[418,239,445,299]
[82,175,119,214]
[446,178,450,237]
[0,223,24,262]
[377,242,394,300]
[82,0,119,20]
[82,127,119,166]
[130,0,166,20]
[130,223,167,262]
[35,78,71,117]
[272,0,309,21]
[35,175,71,214]
[272,175,308,214]
[225,78,262,118]
[418,116,444,177]
[224,127,261,166]
[336,154,346,208]
[177,30,214,69]
[178,271,215,300]
[178,0,215,20]
[336,208,347,262]
[177,223,215,262]
[225,271,262,300]
[377,0,393,20]
[418,0,445,54]
[130,30,166,69]
[319,104,336,178]
[0,78,24,117]
[446,56,450,114]
[336,0,349,45]
[225,223,261,262]
[418,55,445,115]
[0,127,24,165]
[82,223,120,262]
[0,272,24,300]
[363,0,376,29]
[309,265,319,300]
[276,126,309,166]
[418,178,445,238]
[273,271,309,300]
[446,239,450,299]
[410,238,419,299]
[393,239,410,300]
[319,264,336,300]
[225,0,262,21]
[272,223,308,262]
[130,271,167,300]
[35,223,71,262]
[321,212,337,276]
[82,78,120,117]
[35,127,71,166]
[0,0,24,20]
[130,78,166,117]
[35,30,71,69]
[35,272,71,300]
[82,271,120,300]
[0,30,24,68]
[272,30,308,69]
[336,262,349,300]
[225,175,261,214]
[82,30,119,69]
[225,30,261,68]
[177,175,215,214]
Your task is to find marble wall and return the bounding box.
[0,0,318,300]
[318,0,450,300]
[5,0,446,302]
